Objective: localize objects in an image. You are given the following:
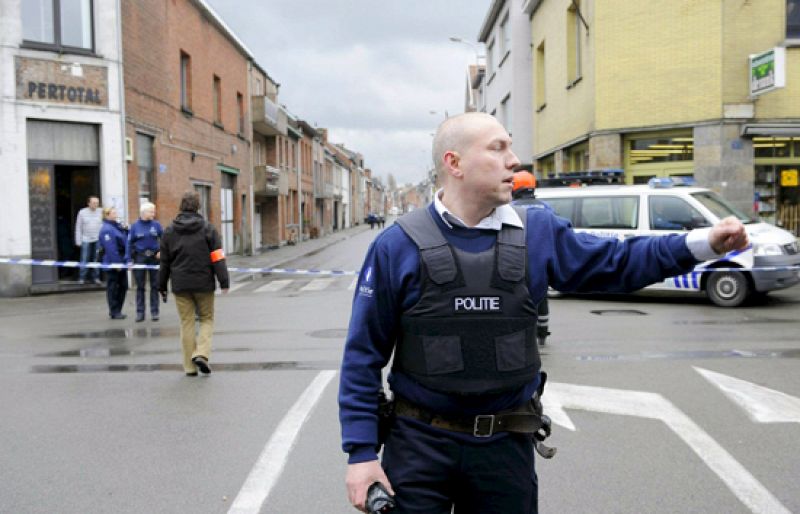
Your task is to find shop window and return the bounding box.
[136,133,155,202]
[754,137,796,158]
[788,0,800,39]
[22,0,94,53]
[629,136,693,164]
[180,51,192,113]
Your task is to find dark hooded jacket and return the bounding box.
[158,212,229,293]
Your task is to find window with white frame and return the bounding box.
[486,39,495,76]
[22,0,94,53]
[499,12,510,58]
[501,95,511,133]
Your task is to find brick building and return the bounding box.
[122,0,253,254]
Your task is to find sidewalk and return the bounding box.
[226,224,370,280]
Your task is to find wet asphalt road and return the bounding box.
[1,225,799,513]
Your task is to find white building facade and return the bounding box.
[477,0,533,166]
[0,0,126,296]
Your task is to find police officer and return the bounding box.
[98,206,129,320]
[339,112,749,513]
[126,202,164,322]
[511,170,550,346]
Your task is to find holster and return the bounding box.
[375,390,395,452]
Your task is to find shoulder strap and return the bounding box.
[395,209,457,285]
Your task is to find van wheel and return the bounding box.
[707,271,749,307]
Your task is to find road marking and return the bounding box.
[228,370,336,514]
[546,382,790,514]
[299,278,334,292]
[217,282,247,295]
[254,279,293,293]
[348,277,358,291]
[695,367,800,424]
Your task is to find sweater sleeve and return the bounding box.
[74,210,83,246]
[534,210,699,293]
[338,235,402,464]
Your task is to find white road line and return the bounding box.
[217,282,247,295]
[695,367,800,424]
[348,277,358,291]
[547,383,790,514]
[254,279,293,293]
[228,370,336,514]
[299,278,334,292]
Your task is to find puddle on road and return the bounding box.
[577,348,800,362]
[30,360,340,374]
[56,327,285,339]
[307,328,348,339]
[673,317,800,325]
[39,347,253,358]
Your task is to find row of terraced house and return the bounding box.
[0,0,388,296]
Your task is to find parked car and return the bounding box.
[536,176,800,307]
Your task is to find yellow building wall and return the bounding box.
[594,0,723,130]
[722,0,800,118]
[532,0,595,155]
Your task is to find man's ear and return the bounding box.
[443,150,462,178]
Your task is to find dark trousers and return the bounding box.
[382,418,537,514]
[133,255,159,315]
[105,269,128,316]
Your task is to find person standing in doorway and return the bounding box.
[126,202,164,322]
[75,195,103,284]
[98,206,129,319]
[158,192,229,377]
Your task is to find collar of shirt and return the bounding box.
[433,188,523,230]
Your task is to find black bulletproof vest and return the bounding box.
[393,208,540,395]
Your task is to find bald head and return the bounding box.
[432,112,499,177]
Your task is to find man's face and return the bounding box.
[88,197,99,210]
[457,118,520,207]
[141,207,155,221]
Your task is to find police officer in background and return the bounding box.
[126,202,163,322]
[339,112,749,513]
[511,170,550,346]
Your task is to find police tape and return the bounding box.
[0,258,360,276]
[1,257,799,276]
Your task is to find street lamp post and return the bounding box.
[448,36,484,64]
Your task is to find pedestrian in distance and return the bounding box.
[74,195,103,285]
[98,206,129,320]
[511,170,550,346]
[126,202,164,322]
[339,112,749,513]
[368,213,377,230]
[158,191,229,377]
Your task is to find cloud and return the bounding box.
[206,0,490,184]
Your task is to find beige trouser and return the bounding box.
[174,291,215,373]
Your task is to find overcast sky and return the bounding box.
[205,0,491,186]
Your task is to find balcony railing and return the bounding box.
[252,96,288,136]
[254,165,288,197]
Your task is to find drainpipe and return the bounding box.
[296,128,302,239]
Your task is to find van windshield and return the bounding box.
[691,192,755,223]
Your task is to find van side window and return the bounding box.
[542,198,576,223]
[649,196,710,230]
[578,196,639,229]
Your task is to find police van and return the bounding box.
[535,175,800,307]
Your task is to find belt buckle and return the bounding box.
[473,414,495,437]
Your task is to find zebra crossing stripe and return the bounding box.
[299,278,335,292]
[254,280,292,293]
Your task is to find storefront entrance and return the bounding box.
[27,120,100,285]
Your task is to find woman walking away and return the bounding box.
[98,206,129,319]
[158,192,229,377]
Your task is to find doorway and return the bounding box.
[29,162,100,283]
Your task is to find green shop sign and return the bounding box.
[749,47,786,97]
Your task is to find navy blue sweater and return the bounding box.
[338,203,698,464]
[125,219,163,262]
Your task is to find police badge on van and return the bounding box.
[453,296,502,313]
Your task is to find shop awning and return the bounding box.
[741,124,800,137]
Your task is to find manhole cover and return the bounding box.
[590,309,647,316]
[308,328,348,339]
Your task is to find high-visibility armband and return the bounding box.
[210,249,225,263]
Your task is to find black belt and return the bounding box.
[394,396,545,438]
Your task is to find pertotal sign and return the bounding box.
[749,47,786,97]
